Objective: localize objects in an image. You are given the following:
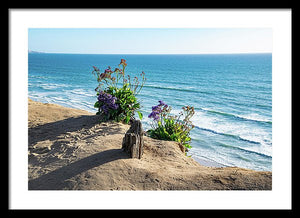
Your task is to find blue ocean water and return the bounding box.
[28,53,272,171]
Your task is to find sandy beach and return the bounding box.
[28,98,272,190]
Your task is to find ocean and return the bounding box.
[28,53,272,171]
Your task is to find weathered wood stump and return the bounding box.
[122,120,144,159]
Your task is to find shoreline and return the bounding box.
[28,98,272,190]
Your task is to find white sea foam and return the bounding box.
[240,112,272,123]
[70,88,95,97]
[190,110,272,157]
[39,83,69,90]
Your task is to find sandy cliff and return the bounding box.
[28,99,272,190]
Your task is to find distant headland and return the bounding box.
[28,50,46,54]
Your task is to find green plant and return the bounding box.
[92,59,146,123]
[105,83,141,123]
[147,101,195,155]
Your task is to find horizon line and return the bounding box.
[28,51,272,55]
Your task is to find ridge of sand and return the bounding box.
[28,99,272,190]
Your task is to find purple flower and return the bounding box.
[158,100,165,106]
[97,91,119,115]
[148,111,160,121]
[148,100,168,121]
[152,105,161,112]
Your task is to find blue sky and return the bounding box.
[28,28,272,54]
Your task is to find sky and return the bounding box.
[28,28,272,54]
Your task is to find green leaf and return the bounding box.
[125,115,130,124]
[94,101,100,108]
[137,111,143,120]
[184,144,192,149]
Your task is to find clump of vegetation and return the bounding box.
[147,100,195,154]
[92,59,146,123]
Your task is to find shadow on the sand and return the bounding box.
[28,115,125,146]
[28,148,129,190]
